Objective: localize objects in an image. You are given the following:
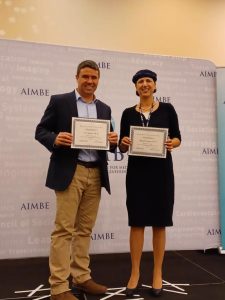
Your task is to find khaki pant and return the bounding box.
[49,165,101,295]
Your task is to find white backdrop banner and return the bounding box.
[0,39,220,259]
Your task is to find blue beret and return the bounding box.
[132,69,157,84]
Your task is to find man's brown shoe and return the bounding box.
[51,291,79,300]
[73,279,107,295]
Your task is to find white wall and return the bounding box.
[0,0,225,66]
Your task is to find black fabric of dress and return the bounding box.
[119,102,181,227]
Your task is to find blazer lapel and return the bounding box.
[96,101,104,119]
[68,90,78,117]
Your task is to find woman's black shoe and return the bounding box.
[150,287,163,297]
[125,287,138,297]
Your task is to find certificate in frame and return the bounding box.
[71,117,110,150]
[129,126,168,158]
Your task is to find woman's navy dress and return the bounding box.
[119,102,181,227]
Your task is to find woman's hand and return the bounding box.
[165,137,181,152]
[165,138,173,152]
[119,136,131,153]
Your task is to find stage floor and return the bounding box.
[1,250,225,300]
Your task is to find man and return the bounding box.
[35,60,118,300]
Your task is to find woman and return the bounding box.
[119,69,181,297]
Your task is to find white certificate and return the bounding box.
[129,126,168,158]
[71,118,110,150]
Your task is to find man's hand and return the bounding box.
[108,132,118,146]
[54,132,73,147]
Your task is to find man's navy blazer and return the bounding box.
[35,91,115,194]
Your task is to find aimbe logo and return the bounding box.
[207,228,221,236]
[97,61,111,69]
[91,232,115,240]
[202,147,218,155]
[21,202,50,210]
[200,71,216,78]
[155,96,171,103]
[20,88,49,96]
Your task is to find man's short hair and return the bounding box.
[76,60,100,77]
